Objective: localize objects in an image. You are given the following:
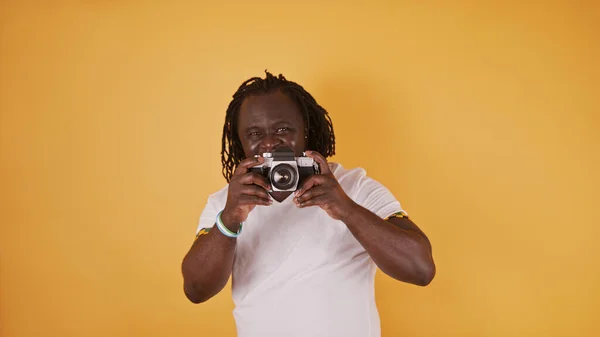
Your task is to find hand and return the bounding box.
[293,151,356,221]
[221,156,272,230]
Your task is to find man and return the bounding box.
[181,71,435,337]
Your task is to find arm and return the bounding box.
[293,151,436,286]
[181,226,238,303]
[339,205,435,286]
[181,156,272,303]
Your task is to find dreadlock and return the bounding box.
[220,70,336,182]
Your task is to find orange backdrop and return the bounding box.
[1,1,599,337]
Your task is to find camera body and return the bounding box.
[249,147,320,192]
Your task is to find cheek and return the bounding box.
[241,139,258,157]
[290,133,306,155]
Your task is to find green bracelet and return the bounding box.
[215,211,243,238]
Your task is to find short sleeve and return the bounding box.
[196,199,217,235]
[339,167,404,220]
[195,186,229,235]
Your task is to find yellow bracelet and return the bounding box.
[195,227,211,241]
[385,210,409,221]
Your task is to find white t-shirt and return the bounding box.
[197,162,404,337]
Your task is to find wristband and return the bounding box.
[215,211,243,238]
[385,210,409,220]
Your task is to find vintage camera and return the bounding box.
[250,147,320,192]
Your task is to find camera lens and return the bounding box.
[270,164,297,191]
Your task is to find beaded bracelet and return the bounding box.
[215,211,243,238]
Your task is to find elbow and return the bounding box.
[183,282,213,304]
[181,263,228,304]
[185,293,208,304]
[383,251,436,287]
[182,266,213,304]
[412,250,436,286]
[182,258,213,304]
[411,238,436,286]
[379,257,436,287]
[186,295,204,304]
[414,260,436,286]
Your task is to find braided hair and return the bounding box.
[220,70,335,182]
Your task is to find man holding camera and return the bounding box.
[181,71,435,337]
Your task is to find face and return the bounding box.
[236,90,306,159]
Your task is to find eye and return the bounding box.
[248,131,262,138]
[276,127,290,133]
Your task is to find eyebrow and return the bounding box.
[243,121,294,131]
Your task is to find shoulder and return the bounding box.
[329,162,376,196]
[197,184,229,229]
[330,162,402,216]
[330,161,396,195]
[330,162,369,186]
[205,184,229,207]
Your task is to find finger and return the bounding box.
[296,194,329,208]
[294,186,327,204]
[240,185,271,201]
[237,172,271,191]
[233,156,265,177]
[238,194,272,206]
[304,150,331,175]
[295,174,329,197]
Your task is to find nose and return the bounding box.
[259,133,282,153]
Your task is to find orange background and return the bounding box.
[1,1,599,337]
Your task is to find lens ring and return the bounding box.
[270,164,297,190]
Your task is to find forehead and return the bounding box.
[237,90,304,127]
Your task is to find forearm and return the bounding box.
[341,202,435,286]
[182,162,266,304]
[181,228,237,303]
